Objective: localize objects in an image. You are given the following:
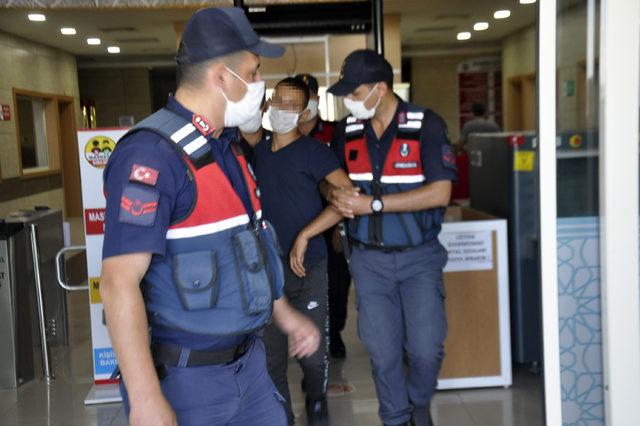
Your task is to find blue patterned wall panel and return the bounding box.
[557,217,604,425]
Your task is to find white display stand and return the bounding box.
[77,128,129,405]
[437,207,512,390]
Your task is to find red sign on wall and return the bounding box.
[1,105,10,121]
[85,208,106,235]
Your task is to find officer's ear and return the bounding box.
[377,82,389,97]
[210,61,229,90]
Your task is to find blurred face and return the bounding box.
[270,84,308,118]
[268,84,310,134]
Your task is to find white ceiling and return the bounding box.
[387,0,536,47]
[0,0,537,62]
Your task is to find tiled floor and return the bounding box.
[0,290,544,425]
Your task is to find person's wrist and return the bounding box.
[299,228,312,240]
[129,383,163,406]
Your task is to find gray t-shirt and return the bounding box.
[460,118,501,144]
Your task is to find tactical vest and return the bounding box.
[344,105,445,249]
[310,119,335,146]
[118,108,284,336]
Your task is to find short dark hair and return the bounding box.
[294,73,319,95]
[384,75,394,92]
[275,77,310,109]
[176,49,244,89]
[471,102,487,117]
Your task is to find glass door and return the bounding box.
[538,0,640,424]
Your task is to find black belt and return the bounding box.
[349,239,413,253]
[152,338,252,367]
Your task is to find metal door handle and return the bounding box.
[29,224,54,382]
[55,245,89,291]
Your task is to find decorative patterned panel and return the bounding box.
[557,217,604,425]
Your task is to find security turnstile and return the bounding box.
[0,222,39,388]
[5,209,69,347]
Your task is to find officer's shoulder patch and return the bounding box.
[119,184,160,227]
[129,164,159,186]
[442,144,457,171]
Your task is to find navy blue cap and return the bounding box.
[328,49,393,96]
[176,7,284,65]
[294,74,319,94]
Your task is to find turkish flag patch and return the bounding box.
[129,164,159,186]
[119,184,159,227]
[442,144,457,171]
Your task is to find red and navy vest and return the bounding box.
[310,119,336,146]
[118,108,284,336]
[344,105,444,249]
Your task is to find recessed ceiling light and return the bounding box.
[107,46,120,54]
[60,28,76,35]
[28,13,46,22]
[87,38,101,46]
[457,32,472,41]
[473,22,489,31]
[494,10,511,19]
[520,0,537,4]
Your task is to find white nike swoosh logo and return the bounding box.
[307,302,319,310]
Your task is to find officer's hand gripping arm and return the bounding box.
[272,298,321,358]
[381,180,452,213]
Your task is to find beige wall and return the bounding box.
[0,31,80,218]
[0,188,65,219]
[501,3,595,131]
[501,26,536,131]
[0,31,81,179]
[78,68,152,127]
[411,54,480,142]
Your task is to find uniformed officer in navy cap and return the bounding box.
[326,49,458,426]
[100,8,320,426]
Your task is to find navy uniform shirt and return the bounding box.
[102,96,263,351]
[331,98,458,234]
[254,135,340,264]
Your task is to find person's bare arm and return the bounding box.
[290,206,343,277]
[328,180,452,217]
[100,253,176,426]
[290,167,353,277]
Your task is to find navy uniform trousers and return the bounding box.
[350,239,448,426]
[120,338,287,425]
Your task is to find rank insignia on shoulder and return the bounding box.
[192,114,214,136]
[119,184,159,227]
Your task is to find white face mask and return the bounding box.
[268,106,300,134]
[221,66,265,128]
[239,110,263,133]
[343,83,381,120]
[305,99,319,121]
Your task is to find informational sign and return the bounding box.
[1,104,10,121]
[78,128,128,384]
[439,230,493,272]
[514,151,536,172]
[458,57,502,131]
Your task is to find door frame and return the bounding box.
[538,0,640,424]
